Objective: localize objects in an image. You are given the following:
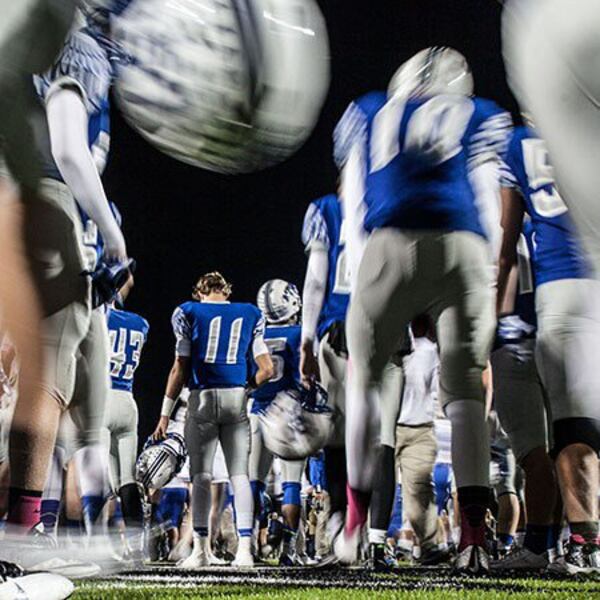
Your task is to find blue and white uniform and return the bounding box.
[337,90,511,492]
[249,324,305,515]
[302,194,350,341]
[302,194,350,446]
[103,307,148,490]
[172,300,268,539]
[34,26,113,181]
[500,126,600,431]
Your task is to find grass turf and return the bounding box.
[72,569,600,599]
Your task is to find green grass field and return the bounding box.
[70,567,600,599]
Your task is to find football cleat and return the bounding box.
[333,526,362,566]
[232,538,254,568]
[0,572,74,600]
[491,546,549,572]
[547,539,600,576]
[367,543,397,572]
[454,545,490,576]
[419,545,453,567]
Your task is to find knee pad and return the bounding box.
[552,417,600,457]
[282,482,301,507]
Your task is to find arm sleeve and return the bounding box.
[252,313,269,358]
[469,159,503,262]
[171,307,192,357]
[333,100,367,169]
[302,202,330,253]
[45,88,125,258]
[468,109,513,169]
[301,247,329,343]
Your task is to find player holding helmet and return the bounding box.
[250,279,307,566]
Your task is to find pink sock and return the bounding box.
[346,484,370,534]
[8,489,42,530]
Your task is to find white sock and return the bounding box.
[230,474,253,535]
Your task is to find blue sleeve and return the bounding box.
[333,101,368,169]
[172,304,192,356]
[468,98,513,168]
[301,200,330,252]
[34,29,112,114]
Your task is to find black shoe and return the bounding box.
[419,545,453,566]
[368,543,397,571]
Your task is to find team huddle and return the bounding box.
[0,2,600,594]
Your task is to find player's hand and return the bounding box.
[300,340,320,388]
[102,226,128,263]
[152,415,169,441]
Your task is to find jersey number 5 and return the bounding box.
[523,138,568,218]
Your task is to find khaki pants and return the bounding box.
[318,331,347,446]
[395,423,438,551]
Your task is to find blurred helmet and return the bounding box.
[112,0,330,174]
[388,47,474,100]
[257,279,301,324]
[258,384,333,460]
[136,432,187,491]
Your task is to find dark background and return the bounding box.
[104,0,518,440]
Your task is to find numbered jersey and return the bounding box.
[334,92,511,237]
[250,324,301,412]
[172,301,265,390]
[108,308,149,392]
[34,27,112,181]
[501,127,589,285]
[302,194,350,339]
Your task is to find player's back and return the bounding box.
[336,91,510,237]
[502,126,589,285]
[366,94,510,235]
[107,307,149,392]
[178,301,262,390]
[251,324,301,410]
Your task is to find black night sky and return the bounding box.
[104,0,518,440]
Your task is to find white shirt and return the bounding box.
[397,337,439,426]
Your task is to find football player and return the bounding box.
[250,279,305,566]
[152,272,274,568]
[6,9,128,534]
[334,47,511,574]
[300,192,350,545]
[503,0,600,281]
[497,124,600,574]
[104,275,149,529]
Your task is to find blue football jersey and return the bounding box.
[108,308,149,392]
[251,324,301,412]
[34,27,113,181]
[302,194,350,339]
[501,127,589,285]
[172,301,265,390]
[514,219,537,329]
[335,92,512,236]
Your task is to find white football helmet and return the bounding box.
[388,47,474,100]
[136,432,187,491]
[257,279,301,325]
[258,385,333,460]
[112,0,330,174]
